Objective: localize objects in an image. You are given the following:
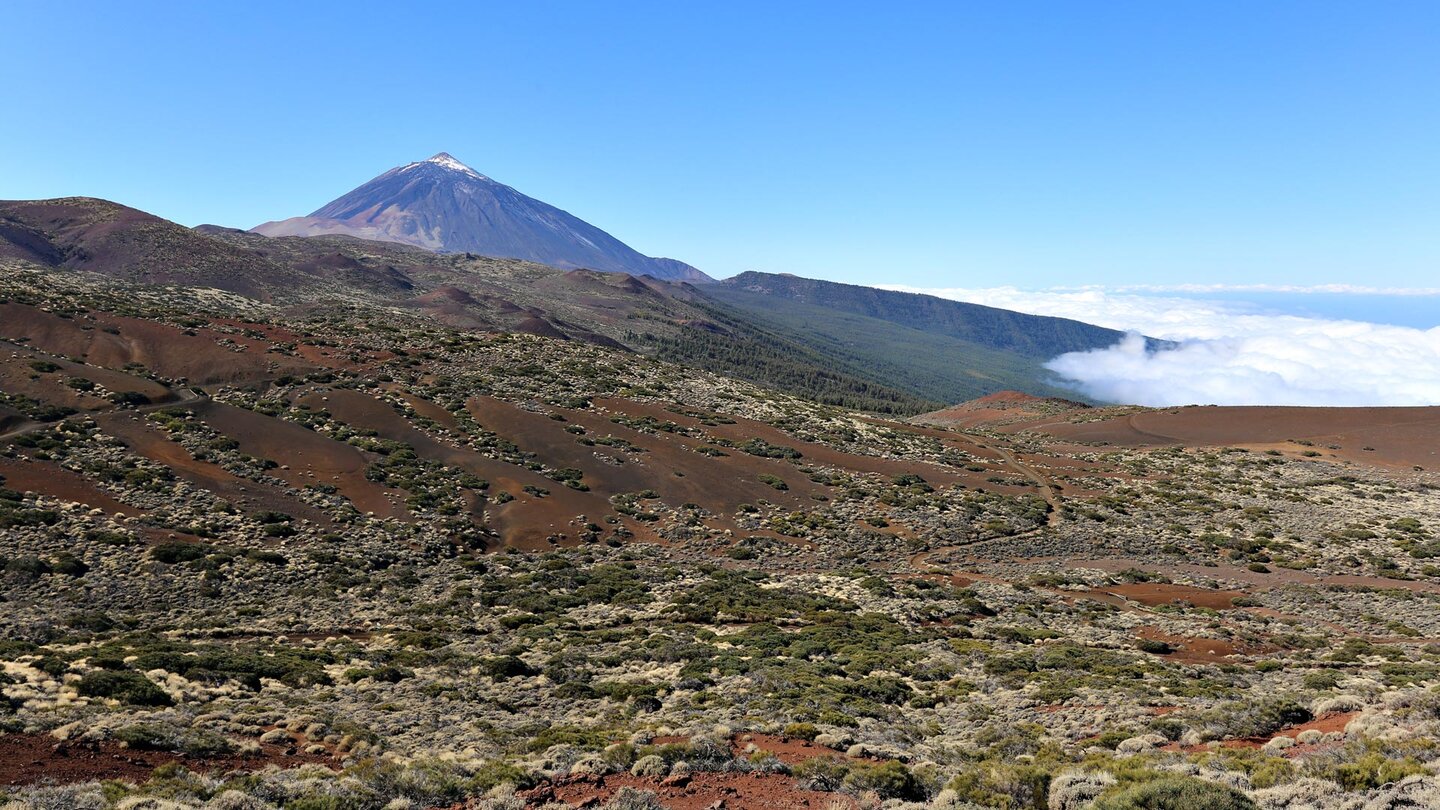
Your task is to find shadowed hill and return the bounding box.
[713,271,1127,358]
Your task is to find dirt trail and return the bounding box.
[905,432,1063,572]
[0,386,207,442]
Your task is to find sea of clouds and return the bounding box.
[879,285,1440,407]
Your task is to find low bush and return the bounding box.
[76,670,172,706]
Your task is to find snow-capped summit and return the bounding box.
[251,154,710,282]
[407,152,489,181]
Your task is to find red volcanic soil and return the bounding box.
[0,733,329,787]
[96,411,340,527]
[917,391,1089,429]
[0,346,172,413]
[472,396,830,515]
[1103,582,1247,611]
[0,303,317,385]
[730,733,855,766]
[1136,626,1245,665]
[1168,712,1361,753]
[0,455,140,516]
[1034,405,1440,469]
[298,389,633,548]
[1285,711,1358,739]
[386,387,460,429]
[520,771,856,810]
[589,397,986,492]
[196,401,404,518]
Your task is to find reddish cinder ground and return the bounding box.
[1103,582,1247,611]
[1135,626,1246,665]
[1164,712,1360,754]
[915,391,1089,429]
[0,304,317,386]
[96,411,342,527]
[729,733,859,766]
[1024,406,1440,470]
[196,400,405,519]
[0,733,330,787]
[0,455,139,516]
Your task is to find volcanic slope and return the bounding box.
[252,152,710,282]
[3,197,1131,411]
[5,266,1440,809]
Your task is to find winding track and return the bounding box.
[0,385,209,442]
[906,429,1064,572]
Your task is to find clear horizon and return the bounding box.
[3,1,1439,292]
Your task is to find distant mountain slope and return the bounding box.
[0,197,932,411]
[714,271,1125,358]
[674,289,1085,405]
[693,272,1130,404]
[0,197,304,300]
[253,153,709,283]
[1,196,1133,414]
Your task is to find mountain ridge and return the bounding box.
[715,270,1126,358]
[253,153,710,283]
[2,195,1133,412]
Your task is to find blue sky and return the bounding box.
[3,1,1438,290]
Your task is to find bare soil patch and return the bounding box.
[0,454,140,515]
[0,732,329,787]
[1136,626,1244,665]
[1104,582,1247,611]
[1036,405,1440,470]
[196,400,403,518]
[0,303,315,385]
[97,411,338,526]
[301,389,640,548]
[729,733,857,766]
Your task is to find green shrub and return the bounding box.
[344,665,414,683]
[115,723,174,750]
[758,474,788,491]
[1328,752,1428,790]
[481,655,537,680]
[149,542,214,564]
[842,760,924,800]
[77,670,172,706]
[783,722,819,740]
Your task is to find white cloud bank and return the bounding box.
[880,285,1440,407]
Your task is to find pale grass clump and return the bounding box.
[115,798,202,810]
[1046,771,1116,810]
[0,782,109,810]
[1362,774,1440,809]
[601,787,666,810]
[1380,689,1428,711]
[470,784,524,810]
[1262,736,1296,753]
[203,791,277,810]
[1252,778,1360,810]
[1313,694,1366,716]
[630,754,669,777]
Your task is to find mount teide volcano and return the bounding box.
[253,153,710,282]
